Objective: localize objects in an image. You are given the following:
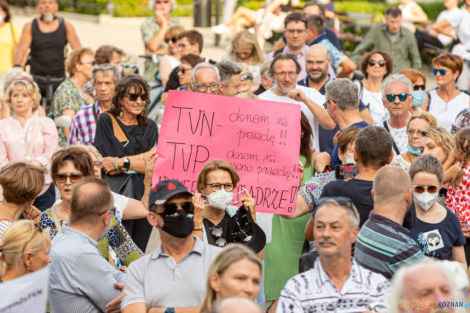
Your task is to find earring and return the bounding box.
[26,264,32,272]
[119,109,123,118]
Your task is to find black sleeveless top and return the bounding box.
[30,17,67,77]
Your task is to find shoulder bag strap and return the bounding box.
[105,113,129,143]
[426,91,432,111]
[26,117,42,159]
[383,120,400,155]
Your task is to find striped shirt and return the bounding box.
[49,225,126,313]
[0,220,11,239]
[354,212,425,279]
[67,101,102,146]
[277,258,390,313]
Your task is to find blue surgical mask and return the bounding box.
[408,144,422,155]
[412,90,426,107]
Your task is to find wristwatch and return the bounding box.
[122,158,131,171]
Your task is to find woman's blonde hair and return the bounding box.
[407,111,437,130]
[421,127,455,154]
[66,47,94,77]
[199,244,262,313]
[0,220,51,276]
[4,78,41,113]
[229,31,265,65]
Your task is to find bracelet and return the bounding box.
[144,181,152,186]
[194,228,203,232]
[114,157,119,170]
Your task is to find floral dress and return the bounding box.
[446,163,470,230]
[38,206,143,266]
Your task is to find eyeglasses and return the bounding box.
[123,93,149,101]
[285,29,306,34]
[210,225,227,247]
[432,68,447,76]
[316,196,360,221]
[179,67,192,75]
[413,84,425,91]
[161,202,194,215]
[81,61,97,66]
[156,0,169,4]
[273,71,297,77]
[240,73,253,81]
[194,83,219,92]
[99,206,117,216]
[164,37,178,44]
[54,173,83,184]
[413,185,439,194]
[406,129,424,136]
[368,59,386,67]
[206,183,234,192]
[94,160,103,167]
[177,43,190,49]
[385,93,409,102]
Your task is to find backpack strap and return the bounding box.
[383,120,400,155]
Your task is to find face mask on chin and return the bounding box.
[42,13,54,22]
[408,144,422,156]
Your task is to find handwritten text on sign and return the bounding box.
[153,90,301,215]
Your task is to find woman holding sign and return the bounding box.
[93,74,158,251]
[192,160,266,253]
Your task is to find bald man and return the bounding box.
[298,44,332,93]
[211,297,262,313]
[354,166,425,279]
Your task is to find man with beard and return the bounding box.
[49,177,125,313]
[259,53,335,150]
[277,197,390,313]
[122,179,220,313]
[14,0,81,110]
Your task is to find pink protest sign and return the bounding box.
[153,90,301,215]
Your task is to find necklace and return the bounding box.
[204,211,225,221]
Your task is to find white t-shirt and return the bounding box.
[436,8,460,46]
[259,85,326,151]
[378,119,408,155]
[428,89,470,132]
[448,8,470,45]
[357,82,387,123]
[112,191,130,220]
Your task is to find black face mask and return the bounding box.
[159,210,194,238]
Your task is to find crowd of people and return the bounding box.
[0,0,470,312]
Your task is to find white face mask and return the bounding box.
[207,189,234,210]
[413,191,438,212]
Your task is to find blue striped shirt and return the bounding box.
[354,212,425,279]
[49,225,126,313]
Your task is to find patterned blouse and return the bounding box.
[38,207,143,266]
[52,77,90,146]
[446,163,470,230]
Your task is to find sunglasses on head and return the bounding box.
[386,93,409,102]
[165,37,178,44]
[368,59,386,67]
[123,93,148,101]
[413,84,425,91]
[161,201,194,215]
[432,68,447,76]
[54,173,83,183]
[413,185,439,194]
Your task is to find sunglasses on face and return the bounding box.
[368,59,386,67]
[413,185,439,194]
[161,201,194,215]
[165,37,178,44]
[179,67,192,75]
[55,173,83,183]
[432,68,447,76]
[386,93,409,102]
[156,0,169,4]
[123,93,148,101]
[413,84,425,91]
[98,207,117,217]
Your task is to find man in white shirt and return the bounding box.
[379,74,414,155]
[259,53,335,150]
[277,197,390,313]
